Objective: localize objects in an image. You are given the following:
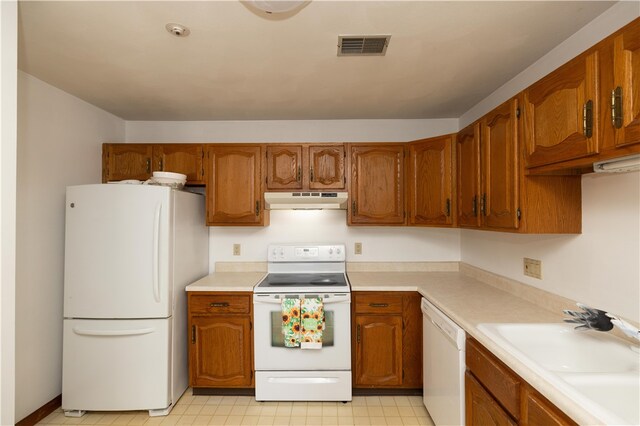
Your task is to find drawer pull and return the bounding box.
[191,325,196,344]
[369,303,389,308]
[210,302,230,308]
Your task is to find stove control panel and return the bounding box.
[268,244,346,262]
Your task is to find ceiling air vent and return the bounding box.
[338,35,391,56]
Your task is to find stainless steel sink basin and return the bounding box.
[477,322,640,425]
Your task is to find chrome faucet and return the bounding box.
[563,303,640,341]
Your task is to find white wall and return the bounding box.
[0,1,18,424]
[210,210,460,265]
[461,171,640,323]
[459,3,640,324]
[125,119,458,143]
[15,72,125,421]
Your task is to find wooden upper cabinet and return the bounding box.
[266,144,345,191]
[408,135,455,227]
[611,21,640,148]
[103,143,204,184]
[153,144,204,184]
[309,145,345,190]
[481,98,520,230]
[523,51,599,168]
[205,145,266,226]
[102,144,153,182]
[349,144,405,225]
[456,124,481,228]
[266,145,303,190]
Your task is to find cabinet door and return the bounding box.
[206,145,264,225]
[408,136,454,226]
[102,144,153,182]
[456,124,481,228]
[349,145,405,225]
[266,145,303,190]
[612,23,640,147]
[523,388,576,426]
[523,52,598,167]
[465,372,517,426]
[309,145,345,190]
[354,315,403,386]
[153,144,204,184]
[481,98,519,230]
[190,316,252,387]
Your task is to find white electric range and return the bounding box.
[253,244,352,402]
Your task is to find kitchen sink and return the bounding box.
[477,322,640,425]
[477,323,639,373]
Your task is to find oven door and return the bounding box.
[253,292,351,371]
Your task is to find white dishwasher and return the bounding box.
[421,298,466,426]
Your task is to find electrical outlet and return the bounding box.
[523,258,542,279]
[354,242,362,255]
[233,244,241,256]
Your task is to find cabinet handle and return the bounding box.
[158,158,164,171]
[146,158,151,174]
[583,100,593,138]
[472,196,477,217]
[369,303,389,308]
[310,166,314,182]
[297,165,301,182]
[255,200,260,216]
[611,87,623,129]
[209,302,229,308]
[480,194,487,216]
[357,324,361,343]
[445,198,451,217]
[191,325,196,344]
[352,200,357,215]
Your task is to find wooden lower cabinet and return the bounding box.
[188,292,253,388]
[352,292,422,389]
[466,338,576,426]
[466,372,516,426]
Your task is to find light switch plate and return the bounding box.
[233,244,241,256]
[524,258,542,279]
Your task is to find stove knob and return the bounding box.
[336,247,342,255]
[272,248,277,256]
[280,248,285,256]
[328,248,334,254]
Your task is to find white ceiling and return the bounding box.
[18,1,615,121]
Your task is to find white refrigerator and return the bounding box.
[62,184,209,417]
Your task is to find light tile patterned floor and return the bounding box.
[38,389,435,426]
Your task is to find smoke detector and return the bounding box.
[165,23,190,37]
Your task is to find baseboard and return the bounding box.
[192,388,256,396]
[352,388,422,396]
[16,394,61,426]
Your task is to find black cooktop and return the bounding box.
[256,273,348,289]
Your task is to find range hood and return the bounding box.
[593,154,640,173]
[264,192,348,210]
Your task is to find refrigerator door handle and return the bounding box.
[152,202,161,303]
[72,326,156,337]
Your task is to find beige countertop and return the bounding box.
[185,272,265,292]
[186,267,623,424]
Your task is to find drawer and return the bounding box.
[189,293,251,315]
[354,292,403,314]
[466,338,521,420]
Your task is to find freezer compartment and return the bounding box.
[255,371,352,402]
[62,318,172,412]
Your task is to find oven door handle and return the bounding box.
[253,294,351,304]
